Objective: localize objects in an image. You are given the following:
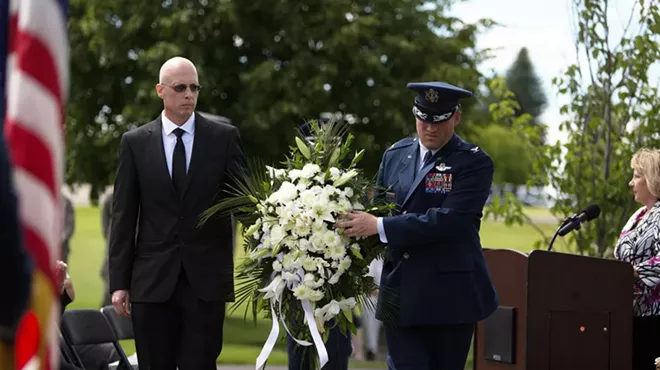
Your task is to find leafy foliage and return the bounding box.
[66,0,493,202]
[488,0,660,257]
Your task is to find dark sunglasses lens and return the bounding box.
[190,84,201,92]
[173,84,187,92]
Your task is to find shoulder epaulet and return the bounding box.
[385,137,416,152]
[455,137,484,155]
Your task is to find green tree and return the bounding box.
[66,0,493,202]
[476,123,532,189]
[505,47,547,125]
[487,0,660,256]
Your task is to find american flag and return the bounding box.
[2,0,69,368]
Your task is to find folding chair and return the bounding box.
[59,331,77,366]
[100,305,139,369]
[100,306,134,340]
[60,309,133,370]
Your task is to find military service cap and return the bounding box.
[407,82,473,124]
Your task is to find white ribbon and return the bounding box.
[255,299,329,370]
[255,302,280,370]
[301,300,329,369]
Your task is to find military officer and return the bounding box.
[336,82,499,370]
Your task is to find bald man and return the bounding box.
[109,57,247,369]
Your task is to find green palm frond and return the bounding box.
[198,157,275,226]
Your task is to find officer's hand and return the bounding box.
[335,211,378,237]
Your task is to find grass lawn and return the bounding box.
[66,206,561,368]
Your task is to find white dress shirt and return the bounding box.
[161,112,195,177]
[376,142,438,243]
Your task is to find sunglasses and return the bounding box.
[162,83,202,93]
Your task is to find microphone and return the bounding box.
[557,204,601,236]
[547,204,601,251]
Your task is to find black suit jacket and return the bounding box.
[109,112,247,303]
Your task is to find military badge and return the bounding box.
[425,173,453,194]
[424,88,440,103]
[471,146,480,153]
[435,163,452,172]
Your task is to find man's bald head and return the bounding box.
[158,57,198,85]
[156,57,200,125]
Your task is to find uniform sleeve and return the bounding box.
[635,212,660,288]
[375,151,389,243]
[382,153,493,253]
[109,134,140,293]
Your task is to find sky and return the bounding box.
[449,0,655,143]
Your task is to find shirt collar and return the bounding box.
[418,142,439,161]
[162,111,195,136]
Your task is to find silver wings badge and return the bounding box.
[435,163,452,172]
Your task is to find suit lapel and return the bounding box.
[148,118,178,199]
[181,112,209,199]
[402,151,435,207]
[397,143,418,206]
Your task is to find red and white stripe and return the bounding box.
[4,0,68,368]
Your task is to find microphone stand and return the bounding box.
[547,215,577,252]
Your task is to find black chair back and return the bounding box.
[101,305,135,340]
[60,309,133,370]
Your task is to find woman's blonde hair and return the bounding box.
[631,148,660,198]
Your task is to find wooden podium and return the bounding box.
[473,249,634,370]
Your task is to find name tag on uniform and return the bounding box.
[425,173,452,194]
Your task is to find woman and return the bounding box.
[614,148,660,370]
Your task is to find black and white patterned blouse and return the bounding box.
[614,201,660,317]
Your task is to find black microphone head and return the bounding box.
[583,204,601,220]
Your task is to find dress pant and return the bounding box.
[385,323,473,370]
[131,268,226,370]
[287,324,352,370]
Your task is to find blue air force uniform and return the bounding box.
[374,82,498,370]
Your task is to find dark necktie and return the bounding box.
[172,128,187,198]
[422,150,433,167]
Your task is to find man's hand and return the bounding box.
[55,261,67,290]
[112,290,131,316]
[335,211,378,238]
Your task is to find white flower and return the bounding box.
[314,298,357,321]
[288,169,303,182]
[325,244,346,261]
[323,229,342,245]
[301,164,321,179]
[293,284,324,302]
[270,225,286,246]
[258,276,286,302]
[272,260,283,272]
[329,167,341,181]
[343,188,354,198]
[299,189,318,208]
[312,203,335,222]
[268,181,298,204]
[302,273,325,289]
